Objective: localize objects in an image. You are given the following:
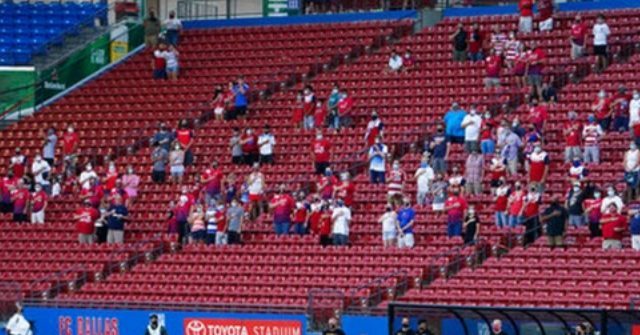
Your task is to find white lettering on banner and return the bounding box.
[58,315,119,335]
[91,49,106,65]
[184,320,301,335]
[44,81,66,90]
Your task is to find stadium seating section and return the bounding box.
[2,5,640,313]
[0,1,107,65]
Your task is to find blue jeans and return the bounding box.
[293,222,307,235]
[508,215,522,228]
[481,139,495,155]
[495,211,507,228]
[304,115,315,130]
[274,220,290,235]
[370,170,385,184]
[165,29,179,46]
[447,221,462,237]
[333,234,348,246]
[469,51,484,62]
[613,116,629,132]
[569,214,585,227]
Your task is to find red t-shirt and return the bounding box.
[104,171,118,191]
[153,51,166,70]
[31,191,47,212]
[565,122,582,146]
[62,132,79,155]
[11,188,29,214]
[11,156,26,179]
[202,168,223,194]
[495,193,509,212]
[594,98,611,119]
[508,191,525,216]
[176,129,192,147]
[523,194,540,218]
[215,209,227,232]
[336,181,356,207]
[293,206,307,223]
[241,134,258,153]
[468,30,483,53]
[490,165,506,181]
[527,48,545,75]
[528,105,548,128]
[75,207,99,234]
[312,139,331,163]
[537,0,554,20]
[584,198,602,222]
[519,0,533,16]
[318,175,337,199]
[292,103,304,124]
[318,212,332,236]
[528,151,549,182]
[485,55,502,78]
[601,213,626,240]
[337,97,354,116]
[571,22,588,45]
[270,194,295,222]
[445,195,468,222]
[309,210,322,234]
[480,119,497,141]
[314,106,326,127]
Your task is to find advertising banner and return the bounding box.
[0,67,36,113]
[184,318,302,335]
[263,0,299,17]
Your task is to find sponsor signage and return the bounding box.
[184,318,302,335]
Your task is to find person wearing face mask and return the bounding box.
[504,31,521,69]
[312,131,332,175]
[292,192,309,235]
[318,203,333,247]
[443,102,467,144]
[387,49,404,72]
[226,199,244,245]
[593,89,612,131]
[444,190,468,238]
[488,157,506,194]
[175,119,194,166]
[169,142,185,184]
[30,184,48,224]
[610,85,631,133]
[600,203,626,250]
[365,111,384,147]
[42,127,57,167]
[318,168,338,201]
[314,99,327,129]
[568,158,588,182]
[151,141,169,184]
[61,124,79,173]
[494,178,510,228]
[570,15,587,59]
[152,123,174,152]
[211,84,226,121]
[121,165,140,203]
[461,105,482,153]
[479,111,497,155]
[106,196,129,244]
[403,49,415,69]
[592,14,611,72]
[601,186,624,214]
[465,147,484,196]
[5,302,32,335]
[331,199,351,246]
[431,173,448,212]
[501,127,523,176]
[525,43,546,99]
[379,204,398,248]
[102,162,119,194]
[428,125,449,174]
[327,84,341,128]
[303,86,316,130]
[582,114,603,164]
[527,99,548,133]
[269,185,295,235]
[232,75,250,119]
[415,157,435,207]
[258,125,276,165]
[468,22,484,62]
[484,48,502,88]
[337,89,354,128]
[79,164,97,190]
[144,314,168,335]
[10,180,29,223]
[563,111,582,163]
[463,205,480,244]
[566,181,586,227]
[323,317,345,335]
[74,199,100,244]
[527,144,549,192]
[334,172,355,208]
[396,198,416,248]
[9,148,26,180]
[629,203,640,251]
[187,203,206,244]
[630,91,640,144]
[292,91,305,130]
[246,163,265,221]
[368,135,388,184]
[490,319,507,335]
[387,160,407,206]
[584,190,603,238]
[395,317,415,335]
[416,319,434,335]
[31,153,51,194]
[537,0,554,32]
[507,182,525,227]
[624,142,640,202]
[521,185,542,244]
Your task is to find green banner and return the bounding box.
[0,68,36,113]
[263,0,300,17]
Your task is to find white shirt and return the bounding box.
[258,134,276,156]
[6,313,31,335]
[332,206,351,235]
[365,119,382,139]
[79,170,97,190]
[247,173,264,195]
[461,113,482,141]
[415,166,435,193]
[31,160,51,185]
[163,50,178,67]
[51,182,61,197]
[630,98,640,126]
[601,195,624,213]
[380,211,397,233]
[368,144,388,172]
[388,55,403,71]
[10,155,25,166]
[164,18,182,30]
[625,149,640,172]
[592,23,610,46]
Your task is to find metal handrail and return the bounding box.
[346,268,410,312]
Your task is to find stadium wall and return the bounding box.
[443,0,640,17]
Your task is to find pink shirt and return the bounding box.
[122,174,140,197]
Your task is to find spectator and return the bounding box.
[269,185,295,235]
[323,318,346,335]
[592,14,610,72]
[566,181,587,227]
[30,184,47,224]
[521,185,541,243]
[143,10,161,48]
[314,100,327,129]
[416,320,435,335]
[5,303,31,335]
[584,190,603,238]
[226,199,244,244]
[205,200,218,245]
[337,89,354,128]
[480,111,497,155]
[465,148,484,196]
[540,81,558,104]
[444,189,467,237]
[428,124,449,174]
[582,114,603,164]
[122,165,140,203]
[447,165,465,195]
[258,125,276,165]
[450,23,468,62]
[9,148,26,180]
[507,181,525,227]
[491,319,507,335]
[395,317,415,335]
[494,178,510,228]
[292,91,305,130]
[504,31,522,69]
[396,198,416,248]
[331,199,351,246]
[484,49,503,89]
[593,90,612,131]
[232,76,250,119]
[169,142,185,184]
[488,157,506,194]
[364,111,384,148]
[630,203,640,251]
[31,154,51,193]
[463,205,480,244]
[489,25,507,55]
[176,194,191,243]
[443,102,467,144]
[518,0,533,33]
[526,44,546,98]
[334,172,355,209]
[247,163,265,221]
[78,164,97,190]
[42,127,57,167]
[175,119,194,166]
[214,202,227,245]
[431,173,448,212]
[75,200,99,244]
[144,314,168,335]
[229,127,243,165]
[625,142,640,202]
[601,203,626,250]
[303,86,316,129]
[387,161,407,205]
[317,168,337,201]
[188,203,206,244]
[602,185,624,214]
[312,130,332,175]
[292,193,308,235]
[379,204,398,248]
[513,45,529,88]
[163,45,179,80]
[210,84,225,121]
[387,49,403,72]
[501,128,523,176]
[106,196,128,244]
[163,10,182,46]
[403,49,416,70]
[152,41,168,79]
[569,158,588,182]
[368,136,388,184]
[563,111,582,163]
[541,194,568,248]
[468,22,484,62]
[152,122,174,151]
[537,0,555,32]
[527,144,549,192]
[415,156,435,206]
[240,127,259,166]
[151,142,168,184]
[630,91,640,144]
[611,85,631,132]
[569,15,587,60]
[318,203,332,247]
[327,83,341,129]
[103,162,118,195]
[201,161,224,204]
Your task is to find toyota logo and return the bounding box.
[185,320,206,335]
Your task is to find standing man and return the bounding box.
[444,190,467,238]
[31,154,51,193]
[226,199,244,244]
[5,303,31,335]
[30,184,47,224]
[601,203,626,250]
[443,102,467,144]
[201,161,224,204]
[464,148,484,196]
[10,181,29,223]
[163,10,182,46]
[582,115,603,164]
[61,124,79,174]
[151,142,169,184]
[42,127,57,167]
[9,148,26,180]
[152,122,174,152]
[232,76,250,119]
[312,130,332,175]
[269,185,295,235]
[428,125,449,174]
[541,195,568,249]
[106,196,129,244]
[368,136,388,184]
[229,127,243,165]
[331,199,351,246]
[143,10,161,48]
[527,145,549,192]
[246,163,265,221]
[396,198,416,249]
[258,125,276,165]
[569,15,587,60]
[323,318,346,335]
[460,105,482,153]
[175,119,194,167]
[395,317,416,335]
[450,23,468,62]
[518,0,534,33]
[415,156,435,206]
[144,314,168,335]
[74,200,99,244]
[592,14,611,72]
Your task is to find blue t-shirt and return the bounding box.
[233,83,250,107]
[397,207,416,234]
[443,110,467,138]
[631,216,640,235]
[107,205,128,230]
[430,134,448,158]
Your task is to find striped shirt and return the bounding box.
[490,33,508,54]
[504,39,522,61]
[582,124,603,146]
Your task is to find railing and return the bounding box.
[24,264,89,301]
[307,288,345,331]
[424,239,490,285]
[346,269,410,312]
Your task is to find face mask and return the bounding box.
[573,186,580,192]
[512,122,519,128]
[35,186,42,192]
[68,128,73,133]
[607,189,615,196]
[534,147,542,154]
[128,168,134,174]
[332,89,338,94]
[86,166,92,171]
[484,113,490,119]
[631,145,637,151]
[594,193,601,199]
[316,134,322,140]
[468,209,475,215]
[247,130,252,135]
[393,165,400,170]
[35,156,41,162]
[405,53,410,57]
[634,93,640,100]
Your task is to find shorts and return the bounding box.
[571,42,585,59]
[214,107,225,116]
[397,233,415,248]
[152,170,166,183]
[594,45,608,56]
[519,16,533,33]
[382,231,396,242]
[166,64,179,73]
[235,105,248,117]
[31,210,45,224]
[153,69,167,80]
[13,213,28,223]
[170,165,184,177]
[528,74,542,86]
[107,229,124,244]
[602,239,622,250]
[191,230,206,241]
[249,194,262,202]
[144,34,158,46]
